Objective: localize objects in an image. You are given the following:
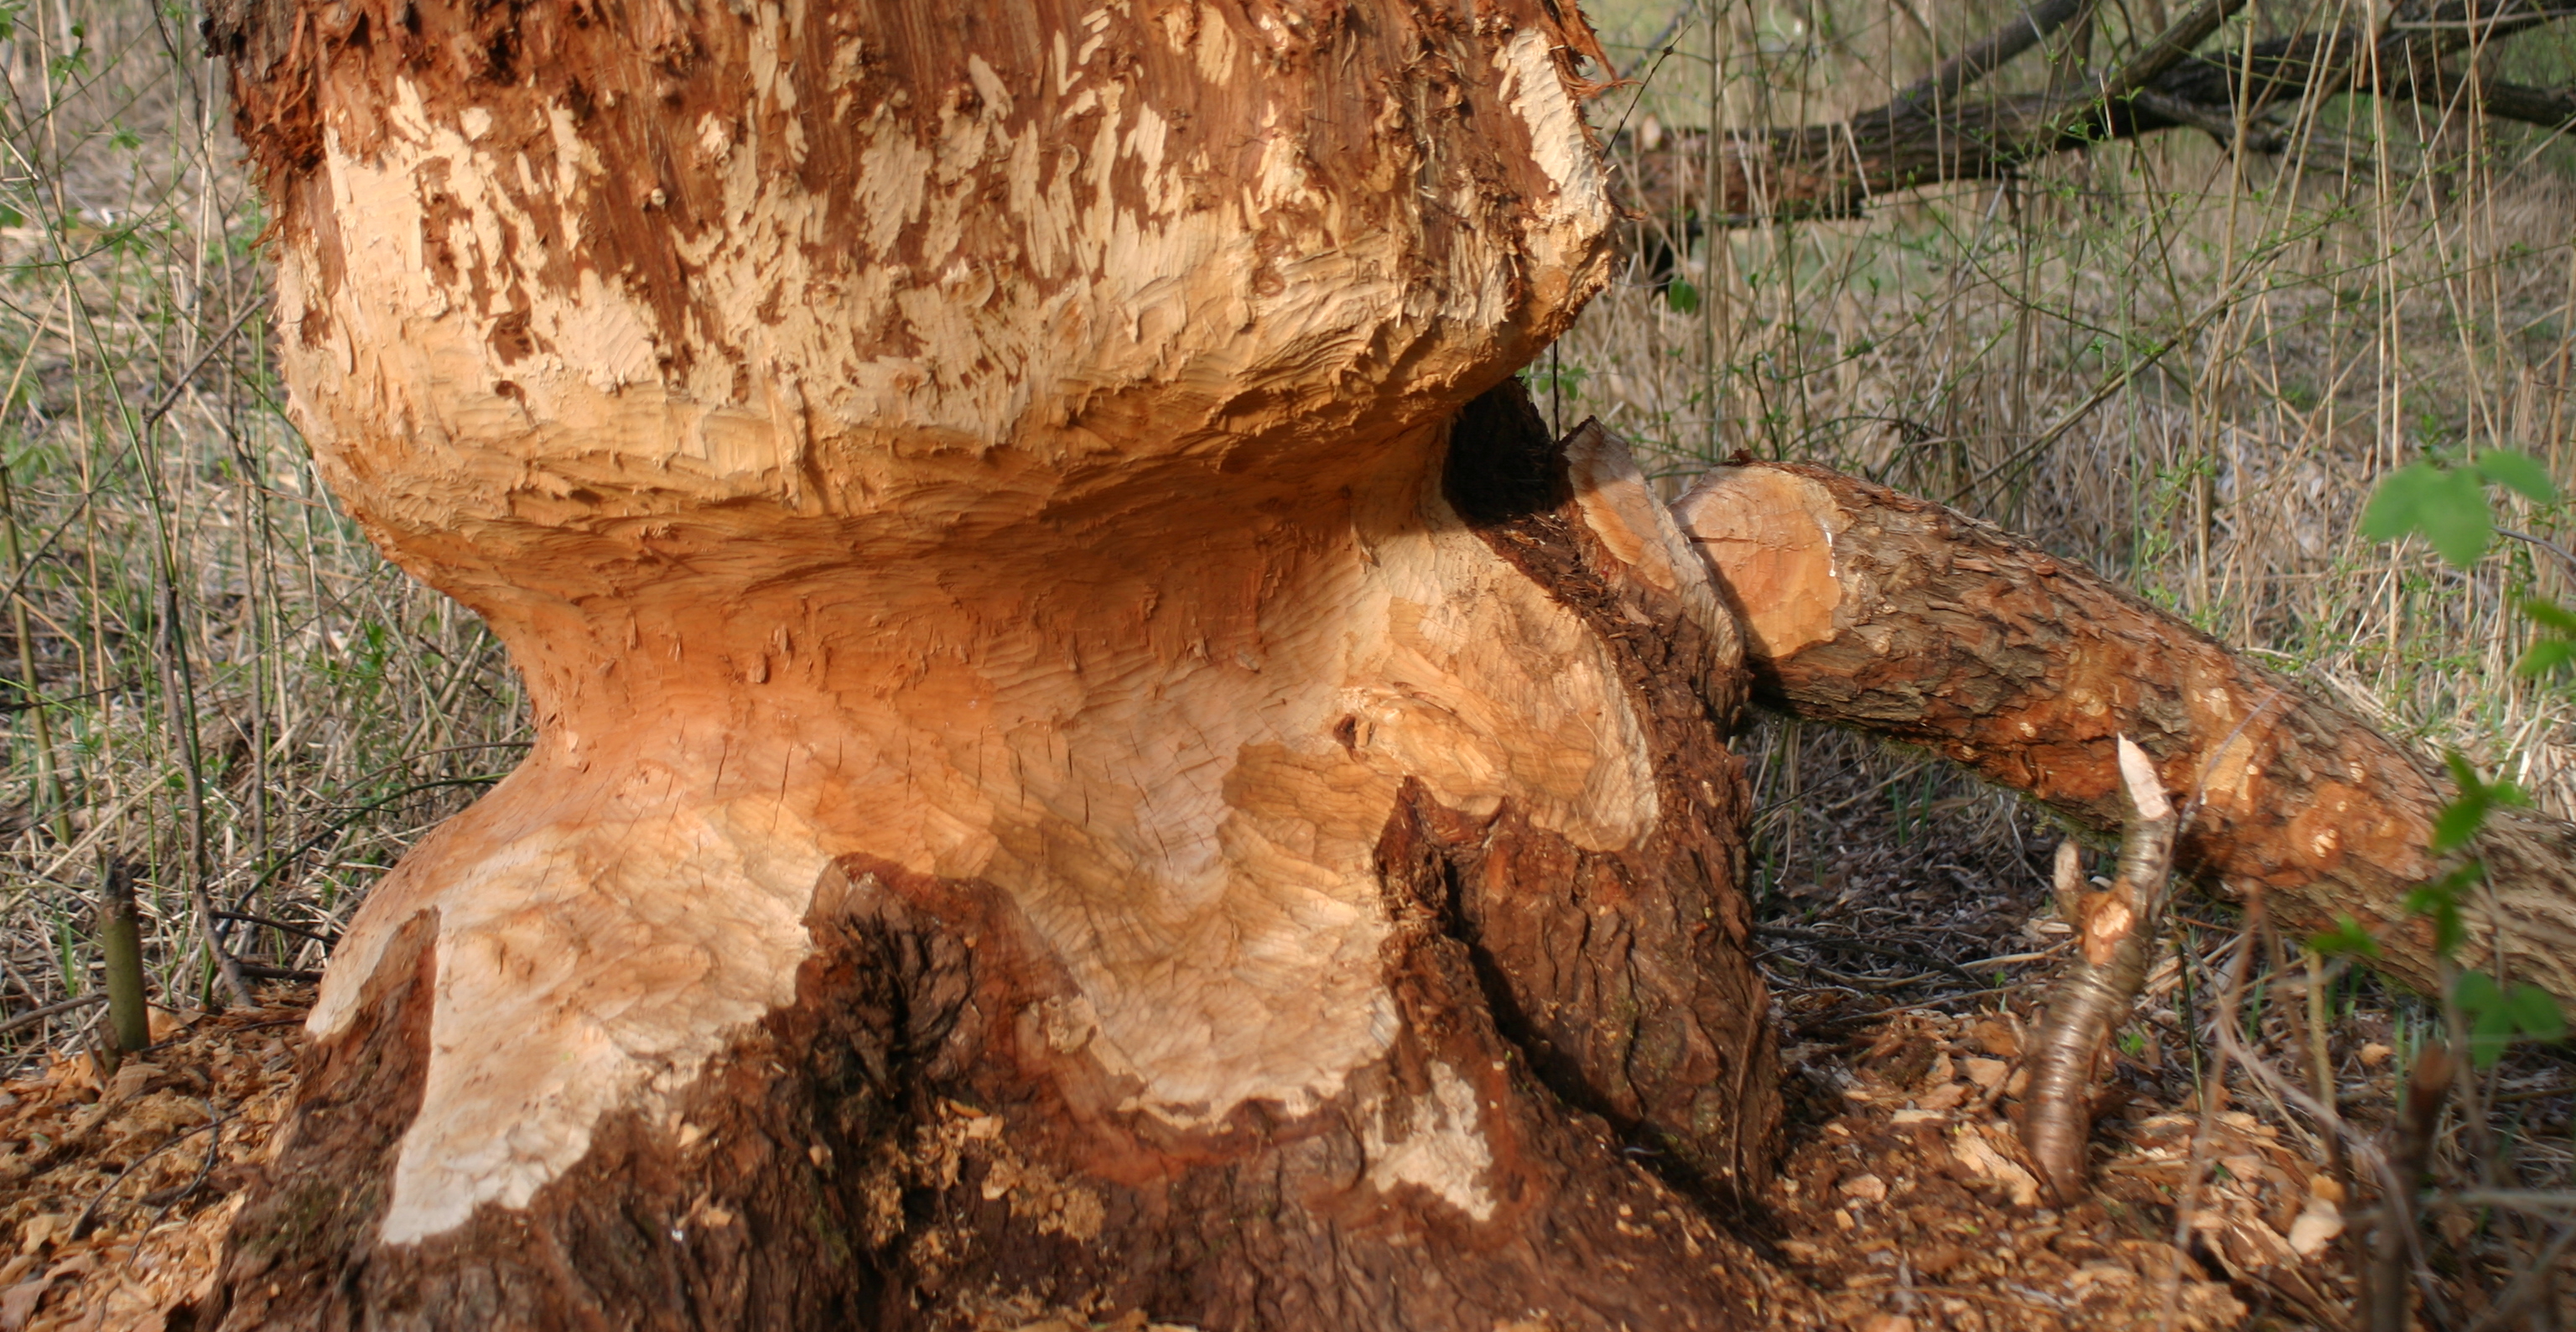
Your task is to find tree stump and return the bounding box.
[199,2,1806,1325]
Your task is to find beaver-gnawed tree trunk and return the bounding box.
[193,0,2576,1326]
[195,3,1815,1327]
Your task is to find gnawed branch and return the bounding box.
[1674,461,2576,1010]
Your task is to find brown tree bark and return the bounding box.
[1677,461,2576,1009]
[196,2,1811,1326]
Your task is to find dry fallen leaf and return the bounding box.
[2287,1193,2345,1257]
[1839,1173,1888,1202]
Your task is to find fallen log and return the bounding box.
[1675,460,2576,1008]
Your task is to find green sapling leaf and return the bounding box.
[2525,598,2576,634]
[2308,914,2381,959]
[2431,796,2488,853]
[2420,466,2495,568]
[2506,983,2566,1044]
[2516,638,2575,677]
[2360,460,2439,542]
[2475,450,2558,504]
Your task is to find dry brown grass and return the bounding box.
[0,0,526,1064]
[1568,2,2576,803]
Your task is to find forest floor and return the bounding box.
[0,992,2340,1332]
[0,731,2567,1331]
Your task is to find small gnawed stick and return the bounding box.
[2051,839,2085,924]
[2023,736,2179,1202]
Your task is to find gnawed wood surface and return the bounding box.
[195,0,1818,1315]
[200,380,1809,1329]
[1676,461,2576,1009]
[2022,738,2179,1203]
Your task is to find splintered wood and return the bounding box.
[1774,1008,2350,1332]
[13,1001,2388,1332]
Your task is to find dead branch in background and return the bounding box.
[1614,0,2576,225]
[1888,0,2096,117]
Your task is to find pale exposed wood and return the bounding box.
[2023,736,2179,1202]
[235,0,1634,1246]
[200,2,1803,1324]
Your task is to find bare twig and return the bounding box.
[0,993,106,1038]
[2460,1223,2576,1332]
[2370,1043,2455,1332]
[2158,916,2259,1332]
[67,1111,221,1241]
[138,299,264,429]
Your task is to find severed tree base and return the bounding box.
[203,387,1814,1330]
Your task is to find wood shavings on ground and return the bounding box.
[1762,1007,2355,1331]
[0,990,309,1332]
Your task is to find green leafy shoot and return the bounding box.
[2404,861,2485,957]
[2308,913,2382,960]
[2360,450,2557,570]
[2430,752,2528,853]
[2474,450,2558,504]
[2454,970,2568,1067]
[2363,460,2494,567]
[2517,597,2576,677]
[1665,279,1701,315]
